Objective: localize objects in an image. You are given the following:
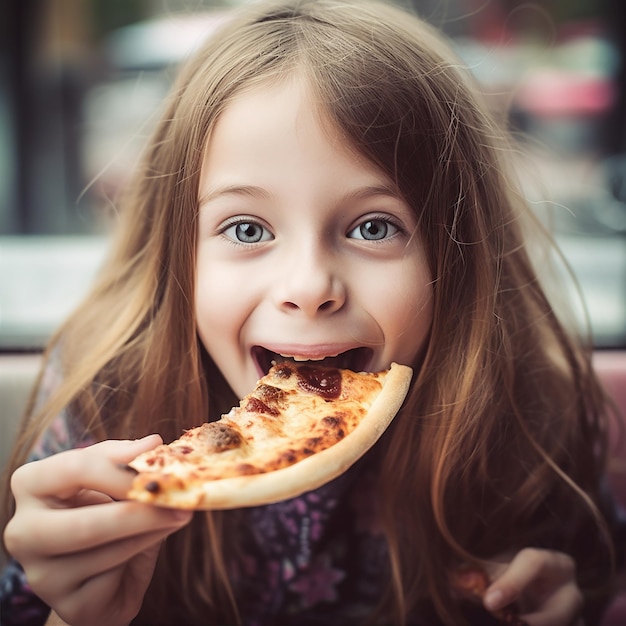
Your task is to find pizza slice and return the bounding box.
[126,361,412,510]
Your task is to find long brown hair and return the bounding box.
[2,1,616,623]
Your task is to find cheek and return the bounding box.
[371,258,433,353]
[381,284,432,335]
[194,254,261,339]
[194,258,236,336]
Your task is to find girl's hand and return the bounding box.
[484,548,584,626]
[4,436,193,626]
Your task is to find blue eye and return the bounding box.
[348,218,398,241]
[223,221,273,244]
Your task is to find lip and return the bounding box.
[251,345,374,376]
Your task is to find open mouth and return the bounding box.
[252,346,373,376]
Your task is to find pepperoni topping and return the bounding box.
[246,396,280,416]
[296,365,342,399]
[256,384,286,405]
[272,363,294,379]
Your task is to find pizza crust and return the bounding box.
[127,362,412,510]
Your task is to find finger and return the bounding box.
[68,557,157,626]
[67,489,116,508]
[29,524,183,601]
[521,582,583,626]
[11,436,162,503]
[7,499,190,558]
[44,540,164,626]
[484,548,576,612]
[45,612,72,626]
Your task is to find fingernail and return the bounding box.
[484,589,504,610]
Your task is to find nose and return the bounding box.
[273,247,346,317]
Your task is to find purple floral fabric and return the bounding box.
[231,467,389,625]
[0,559,50,626]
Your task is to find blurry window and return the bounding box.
[0,0,624,349]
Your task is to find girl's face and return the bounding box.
[196,78,433,398]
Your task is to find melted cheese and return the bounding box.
[130,364,384,484]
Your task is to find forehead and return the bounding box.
[200,74,374,180]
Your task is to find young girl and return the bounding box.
[1,0,622,624]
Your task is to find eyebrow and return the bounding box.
[340,183,403,202]
[198,185,271,208]
[199,183,403,207]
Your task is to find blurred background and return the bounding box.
[0,0,625,350]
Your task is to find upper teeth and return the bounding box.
[279,353,338,362]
